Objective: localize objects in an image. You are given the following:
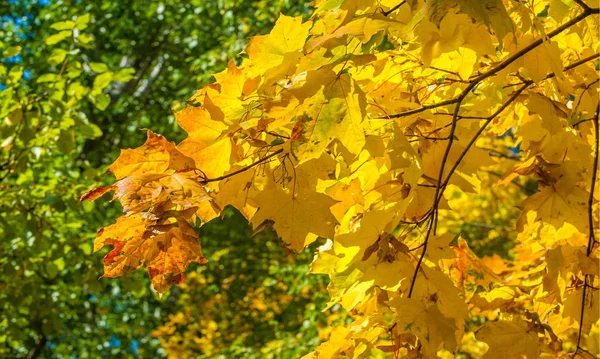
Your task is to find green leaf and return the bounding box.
[37,74,59,83]
[8,66,23,83]
[92,72,113,92]
[45,262,59,279]
[46,31,72,45]
[90,92,111,110]
[80,122,103,139]
[113,68,135,82]
[76,33,94,44]
[89,62,109,73]
[57,129,75,154]
[54,257,66,271]
[50,20,76,31]
[48,49,68,66]
[66,61,83,79]
[79,242,92,255]
[67,82,89,100]
[2,46,22,58]
[75,13,91,30]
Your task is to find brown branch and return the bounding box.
[575,103,599,354]
[407,82,528,297]
[572,118,594,128]
[384,97,460,119]
[573,0,592,11]
[382,1,406,16]
[573,79,600,115]
[503,52,600,88]
[438,83,531,198]
[201,148,283,183]
[470,8,595,84]
[407,80,474,297]
[383,8,595,120]
[26,335,47,359]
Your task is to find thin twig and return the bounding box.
[201,149,283,183]
[572,118,594,128]
[407,67,532,295]
[503,52,600,88]
[383,8,595,120]
[575,103,599,353]
[437,83,531,199]
[573,0,591,11]
[382,1,406,16]
[470,8,595,84]
[384,98,460,119]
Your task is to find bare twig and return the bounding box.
[402,6,594,295]
[503,52,600,88]
[575,103,599,354]
[573,0,592,11]
[382,1,406,16]
[383,8,595,120]
[201,149,283,183]
[437,83,531,199]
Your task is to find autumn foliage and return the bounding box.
[83,0,600,357]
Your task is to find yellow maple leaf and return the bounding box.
[246,14,311,73]
[296,72,367,161]
[475,318,540,359]
[517,179,589,234]
[389,297,459,357]
[251,186,338,250]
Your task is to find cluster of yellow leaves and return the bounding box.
[84,0,600,357]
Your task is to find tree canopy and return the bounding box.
[2,0,599,357]
[83,0,600,357]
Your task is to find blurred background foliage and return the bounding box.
[0,0,532,358]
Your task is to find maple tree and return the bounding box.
[83,0,600,357]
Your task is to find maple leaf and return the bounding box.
[517,179,589,233]
[112,171,213,214]
[245,14,311,72]
[175,105,233,178]
[251,186,338,250]
[389,297,459,357]
[108,130,194,180]
[295,71,367,161]
[475,319,540,359]
[96,212,207,293]
[176,104,234,179]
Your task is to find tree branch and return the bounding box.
[470,8,595,84]
[384,97,460,119]
[575,103,599,353]
[503,52,600,88]
[26,335,47,359]
[201,149,283,184]
[382,1,406,16]
[437,83,530,199]
[382,8,595,120]
[573,0,592,11]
